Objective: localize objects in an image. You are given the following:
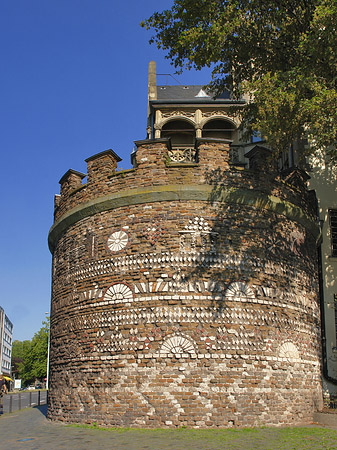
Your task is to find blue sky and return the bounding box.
[0,0,212,341]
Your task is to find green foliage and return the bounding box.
[12,319,49,385]
[11,340,31,378]
[142,0,337,161]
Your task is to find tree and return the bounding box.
[11,340,31,379]
[11,319,49,385]
[142,0,337,161]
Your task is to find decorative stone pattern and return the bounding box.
[48,138,323,429]
[142,221,165,246]
[103,283,134,305]
[160,335,196,357]
[161,110,196,119]
[279,342,300,361]
[168,147,197,163]
[107,229,129,253]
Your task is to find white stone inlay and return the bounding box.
[160,335,196,357]
[107,230,128,252]
[104,283,133,304]
[279,342,299,360]
[225,282,255,300]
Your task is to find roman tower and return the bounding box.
[48,61,323,427]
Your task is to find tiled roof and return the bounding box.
[156,85,231,101]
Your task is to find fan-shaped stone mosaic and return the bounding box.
[160,335,196,357]
[104,283,133,304]
[225,282,255,300]
[279,341,300,360]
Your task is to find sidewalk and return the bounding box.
[1,406,337,450]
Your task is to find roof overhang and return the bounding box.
[150,99,246,107]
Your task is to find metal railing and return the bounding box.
[329,395,337,410]
[1,390,48,414]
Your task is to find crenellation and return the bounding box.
[52,141,317,230]
[196,138,231,170]
[58,169,86,201]
[85,149,121,185]
[54,194,61,209]
[245,145,278,172]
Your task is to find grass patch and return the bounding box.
[65,424,337,449]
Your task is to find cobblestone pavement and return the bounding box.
[1,406,337,450]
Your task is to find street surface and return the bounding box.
[0,406,337,450]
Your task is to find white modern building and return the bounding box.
[308,154,337,394]
[0,307,13,375]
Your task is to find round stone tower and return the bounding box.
[47,64,323,427]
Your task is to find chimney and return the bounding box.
[147,61,157,138]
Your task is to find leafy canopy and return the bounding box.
[12,319,49,385]
[142,0,337,160]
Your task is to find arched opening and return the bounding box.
[202,119,235,140]
[161,119,195,147]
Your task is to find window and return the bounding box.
[329,209,337,257]
[202,119,235,140]
[161,120,195,147]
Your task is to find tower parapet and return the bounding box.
[85,149,121,185]
[59,169,86,201]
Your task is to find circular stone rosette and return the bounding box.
[107,230,129,252]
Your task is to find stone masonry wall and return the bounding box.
[48,138,323,427]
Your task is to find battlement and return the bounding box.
[51,138,318,251]
[54,138,232,219]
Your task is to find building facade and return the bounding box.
[0,307,13,376]
[308,154,337,396]
[47,62,323,427]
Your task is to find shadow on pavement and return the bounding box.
[33,404,48,417]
